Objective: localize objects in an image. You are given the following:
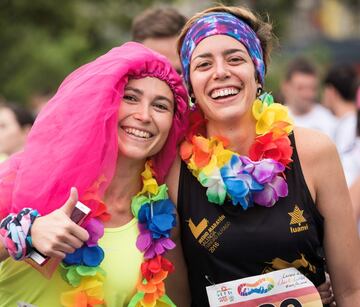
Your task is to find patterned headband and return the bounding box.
[180,12,265,90]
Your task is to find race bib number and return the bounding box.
[206,268,322,307]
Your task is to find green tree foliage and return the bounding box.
[0,0,174,104]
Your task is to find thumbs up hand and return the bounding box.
[31,187,90,259]
[59,187,80,216]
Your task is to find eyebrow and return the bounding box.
[154,95,174,107]
[224,48,246,56]
[124,86,174,107]
[193,48,246,61]
[124,86,143,95]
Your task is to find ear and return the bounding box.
[324,85,336,100]
[329,85,340,99]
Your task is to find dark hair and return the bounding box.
[132,7,187,42]
[285,57,317,81]
[324,64,358,101]
[0,103,35,128]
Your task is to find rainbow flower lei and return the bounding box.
[60,177,110,306]
[180,93,294,209]
[128,162,176,307]
[59,162,176,307]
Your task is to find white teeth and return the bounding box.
[124,127,152,139]
[211,88,240,99]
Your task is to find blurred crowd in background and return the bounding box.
[1,0,360,220]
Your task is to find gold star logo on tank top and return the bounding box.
[288,205,309,233]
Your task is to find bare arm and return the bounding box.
[296,127,360,306]
[350,176,360,223]
[165,155,191,307]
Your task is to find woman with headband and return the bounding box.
[0,42,189,306]
[166,5,360,306]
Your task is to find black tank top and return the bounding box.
[178,133,326,306]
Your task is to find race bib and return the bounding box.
[206,268,322,307]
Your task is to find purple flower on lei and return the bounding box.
[83,217,104,247]
[240,156,288,207]
[138,199,176,239]
[136,223,176,259]
[253,175,288,207]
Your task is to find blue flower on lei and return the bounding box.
[63,245,104,267]
[138,199,176,239]
[220,155,263,209]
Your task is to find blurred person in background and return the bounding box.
[29,92,53,115]
[322,64,358,156]
[132,7,187,74]
[282,57,337,140]
[0,102,35,162]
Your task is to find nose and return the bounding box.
[213,61,230,80]
[133,105,151,123]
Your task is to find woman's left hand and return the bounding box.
[317,273,335,306]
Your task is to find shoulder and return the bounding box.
[294,126,338,164]
[294,127,340,201]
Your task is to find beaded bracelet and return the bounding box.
[0,208,40,260]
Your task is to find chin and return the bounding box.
[212,106,249,122]
[118,145,148,161]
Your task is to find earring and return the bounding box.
[256,87,263,97]
[190,94,196,106]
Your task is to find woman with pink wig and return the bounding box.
[0,42,189,306]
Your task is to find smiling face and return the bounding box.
[190,35,260,124]
[117,77,174,162]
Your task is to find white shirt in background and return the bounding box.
[333,112,357,154]
[341,137,360,187]
[290,104,338,141]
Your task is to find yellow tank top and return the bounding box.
[0,218,143,307]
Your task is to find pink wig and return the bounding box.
[0,42,189,218]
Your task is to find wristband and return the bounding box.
[0,208,40,260]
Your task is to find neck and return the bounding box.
[104,154,146,227]
[333,100,356,118]
[206,111,257,154]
